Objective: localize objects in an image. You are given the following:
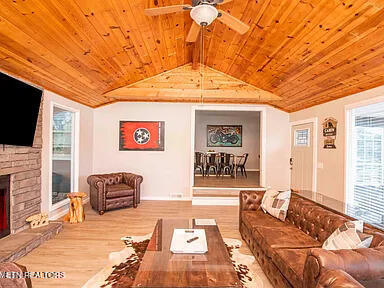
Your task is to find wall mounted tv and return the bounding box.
[0,72,43,147]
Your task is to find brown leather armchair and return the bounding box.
[87,172,143,215]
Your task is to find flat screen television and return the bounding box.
[0,72,43,147]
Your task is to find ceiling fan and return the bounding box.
[144,0,250,42]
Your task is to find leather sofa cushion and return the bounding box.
[287,196,349,243]
[271,248,309,288]
[252,226,322,257]
[106,184,134,199]
[242,210,292,229]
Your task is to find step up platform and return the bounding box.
[192,187,265,206]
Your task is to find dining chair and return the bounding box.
[218,152,225,175]
[205,153,218,176]
[194,152,205,176]
[236,153,249,177]
[220,153,234,177]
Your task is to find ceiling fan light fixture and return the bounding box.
[190,4,218,26]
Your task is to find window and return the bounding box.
[51,105,77,207]
[294,128,310,146]
[347,102,384,229]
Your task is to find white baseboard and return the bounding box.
[192,197,239,206]
[49,206,68,220]
[141,196,191,201]
[193,187,265,191]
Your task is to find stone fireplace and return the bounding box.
[0,101,42,235]
[0,175,10,239]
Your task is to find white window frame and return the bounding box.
[294,128,311,147]
[345,95,384,207]
[48,102,80,212]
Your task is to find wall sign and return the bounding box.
[322,117,337,149]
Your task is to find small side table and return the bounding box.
[64,192,87,224]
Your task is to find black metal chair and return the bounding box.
[220,153,234,177]
[205,153,218,176]
[236,153,249,177]
[218,152,226,175]
[194,152,205,176]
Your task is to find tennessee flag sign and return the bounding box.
[119,121,165,151]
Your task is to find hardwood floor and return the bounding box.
[194,171,260,188]
[17,201,245,288]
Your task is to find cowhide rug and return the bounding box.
[82,234,272,288]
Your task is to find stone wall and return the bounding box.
[0,100,42,233]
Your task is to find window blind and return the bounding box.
[348,109,384,229]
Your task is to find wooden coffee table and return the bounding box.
[133,219,241,288]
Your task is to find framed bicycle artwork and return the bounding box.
[207,125,242,147]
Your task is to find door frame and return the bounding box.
[289,118,318,193]
[48,102,80,213]
[190,105,267,197]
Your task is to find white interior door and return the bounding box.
[291,123,314,192]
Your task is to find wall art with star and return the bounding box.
[119,121,165,151]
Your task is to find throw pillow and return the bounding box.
[322,220,373,250]
[261,189,291,221]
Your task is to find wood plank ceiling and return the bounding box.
[1,0,384,112]
[105,64,281,102]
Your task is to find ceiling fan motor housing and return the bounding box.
[190,4,218,26]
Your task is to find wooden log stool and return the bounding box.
[64,192,87,224]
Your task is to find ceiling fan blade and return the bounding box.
[217,0,233,5]
[186,22,201,42]
[144,5,191,16]
[217,10,250,34]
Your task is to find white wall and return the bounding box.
[41,90,94,217]
[93,102,192,199]
[290,85,384,202]
[93,103,290,199]
[265,106,291,190]
[195,111,260,169]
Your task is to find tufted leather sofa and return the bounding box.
[87,172,143,215]
[316,270,364,288]
[239,190,384,288]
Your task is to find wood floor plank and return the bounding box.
[17,201,246,288]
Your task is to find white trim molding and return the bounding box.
[192,186,265,191]
[141,196,191,201]
[48,102,80,213]
[190,105,267,198]
[192,197,239,206]
[289,117,318,193]
[344,96,384,207]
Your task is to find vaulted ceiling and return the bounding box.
[1,0,384,112]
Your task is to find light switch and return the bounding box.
[318,162,324,169]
